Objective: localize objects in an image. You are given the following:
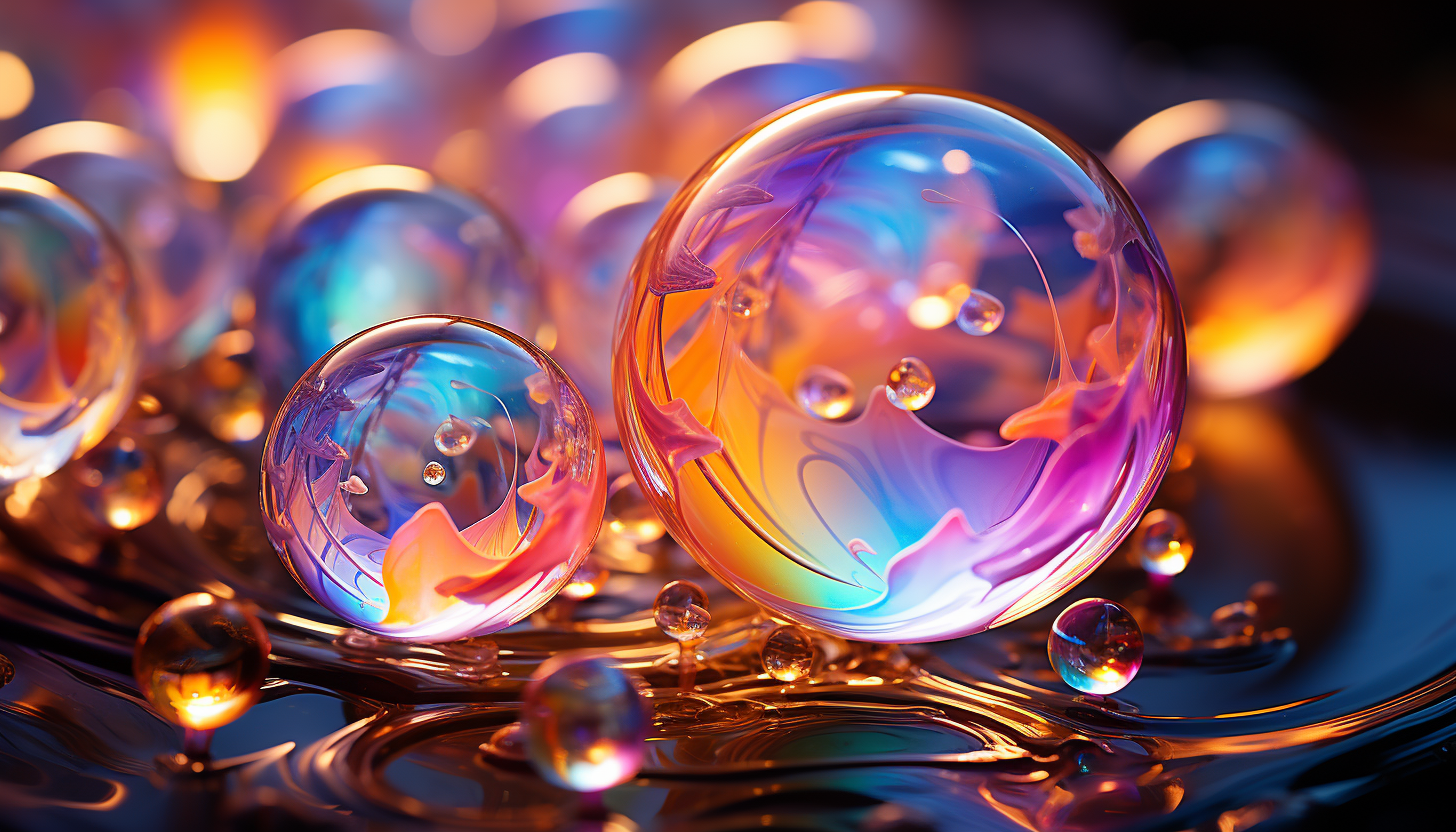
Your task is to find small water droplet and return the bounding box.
[956,289,1005,335]
[433,415,477,456]
[605,474,665,544]
[422,461,446,486]
[654,580,710,642]
[729,281,769,318]
[885,357,935,411]
[480,722,527,762]
[133,593,271,731]
[762,625,815,682]
[1132,509,1193,576]
[340,475,368,495]
[1048,598,1143,694]
[560,559,609,601]
[1212,601,1258,637]
[795,366,855,420]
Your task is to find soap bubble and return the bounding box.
[71,432,162,531]
[1048,598,1143,695]
[133,593,271,731]
[261,316,606,642]
[614,87,1185,642]
[0,172,141,487]
[1131,508,1193,577]
[1109,100,1373,397]
[251,166,541,398]
[2,121,236,369]
[654,580,709,643]
[522,654,649,792]
[762,624,815,682]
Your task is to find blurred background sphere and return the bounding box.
[251,165,542,400]
[1109,100,1374,398]
[0,172,139,487]
[2,120,237,371]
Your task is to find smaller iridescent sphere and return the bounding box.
[1048,598,1143,695]
[3,121,236,369]
[1110,100,1373,397]
[252,166,541,398]
[71,432,163,531]
[261,316,606,642]
[521,654,649,792]
[133,593,271,731]
[654,580,710,643]
[0,172,140,487]
[1131,508,1193,577]
[762,625,815,682]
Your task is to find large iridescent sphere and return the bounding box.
[2,121,236,369]
[521,654,649,792]
[0,172,140,487]
[1108,100,1374,397]
[614,88,1186,642]
[133,593,271,732]
[261,316,606,641]
[252,166,541,398]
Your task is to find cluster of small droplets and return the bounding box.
[956,289,1006,336]
[794,365,855,420]
[885,357,936,411]
[654,580,710,642]
[761,625,816,682]
[433,415,478,456]
[1132,509,1194,577]
[1048,598,1144,695]
[422,461,447,486]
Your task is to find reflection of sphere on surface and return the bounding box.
[133,592,271,731]
[261,316,606,641]
[1131,508,1193,577]
[544,173,673,439]
[252,166,540,397]
[522,654,649,792]
[615,87,1185,642]
[2,121,236,369]
[654,580,709,643]
[1109,100,1373,398]
[0,172,140,487]
[1048,598,1143,695]
[71,432,163,530]
[761,624,815,682]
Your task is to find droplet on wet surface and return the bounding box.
[795,365,855,420]
[433,415,477,457]
[133,593,271,731]
[654,580,710,643]
[885,357,935,411]
[762,625,815,682]
[956,288,1005,336]
[422,461,446,486]
[340,474,368,495]
[1132,509,1193,576]
[728,281,769,318]
[1048,598,1143,695]
[522,655,648,792]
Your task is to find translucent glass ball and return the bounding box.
[522,654,649,792]
[1109,100,1373,397]
[3,121,236,369]
[615,87,1186,642]
[252,166,541,398]
[1048,598,1143,695]
[134,592,271,732]
[0,172,140,487]
[261,316,606,641]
